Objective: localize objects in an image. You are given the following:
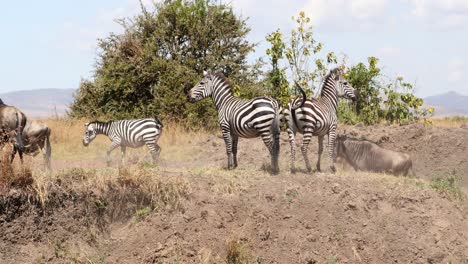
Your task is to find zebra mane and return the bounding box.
[88,120,110,126]
[318,67,341,97]
[213,72,233,92]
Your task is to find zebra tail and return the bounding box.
[291,81,307,110]
[271,106,281,174]
[44,127,52,170]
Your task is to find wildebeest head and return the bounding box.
[334,134,348,161]
[187,71,216,103]
[82,122,97,146]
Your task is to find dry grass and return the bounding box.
[225,236,252,264]
[0,146,33,190]
[43,117,210,163]
[428,116,468,128]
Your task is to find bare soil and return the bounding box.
[1,123,467,263]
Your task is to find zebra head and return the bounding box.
[332,69,357,102]
[187,71,215,103]
[82,122,97,146]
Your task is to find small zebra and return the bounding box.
[187,71,281,174]
[284,68,357,173]
[82,118,163,165]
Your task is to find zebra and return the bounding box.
[187,71,281,174]
[82,118,163,165]
[284,68,357,173]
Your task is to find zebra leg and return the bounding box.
[328,128,337,173]
[222,131,235,169]
[260,132,279,174]
[120,146,126,165]
[106,142,119,166]
[150,144,161,164]
[301,132,313,173]
[287,126,297,173]
[316,135,324,172]
[232,135,239,168]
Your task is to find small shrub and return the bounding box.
[0,149,33,190]
[430,171,465,200]
[135,206,152,222]
[226,238,251,264]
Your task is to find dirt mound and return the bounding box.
[1,123,467,263]
[101,172,467,263]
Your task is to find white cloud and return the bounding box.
[301,0,389,31]
[350,0,388,19]
[406,0,468,30]
[377,46,401,57]
[57,0,158,54]
[447,58,464,82]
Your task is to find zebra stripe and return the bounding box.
[83,118,163,165]
[188,72,281,174]
[284,68,357,173]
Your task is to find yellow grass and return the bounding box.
[427,116,468,128]
[43,118,210,162]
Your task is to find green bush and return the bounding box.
[70,0,263,128]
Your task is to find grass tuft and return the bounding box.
[430,170,466,200]
[225,237,251,264]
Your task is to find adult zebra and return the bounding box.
[284,68,357,173]
[187,71,281,174]
[82,118,163,165]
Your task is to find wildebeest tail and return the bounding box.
[14,112,26,152]
[44,127,52,170]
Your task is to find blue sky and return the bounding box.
[0,0,467,97]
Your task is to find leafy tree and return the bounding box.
[342,57,429,125]
[265,30,290,107]
[265,12,339,106]
[383,77,424,123]
[344,57,382,125]
[70,0,262,127]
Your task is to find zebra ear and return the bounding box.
[84,123,89,127]
[203,70,208,76]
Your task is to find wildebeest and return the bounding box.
[334,134,413,176]
[9,119,52,169]
[0,98,27,162]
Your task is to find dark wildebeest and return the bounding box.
[334,134,413,176]
[0,98,27,162]
[9,119,51,170]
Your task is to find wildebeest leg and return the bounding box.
[316,135,324,172]
[301,131,313,173]
[232,135,239,168]
[10,145,17,163]
[287,125,297,173]
[222,130,235,169]
[328,127,337,173]
[106,142,120,166]
[18,150,24,164]
[120,146,126,165]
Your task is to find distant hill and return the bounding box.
[0,89,75,117]
[423,91,468,117]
